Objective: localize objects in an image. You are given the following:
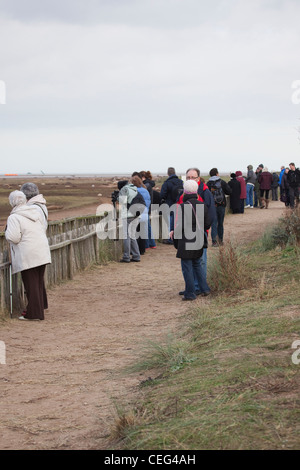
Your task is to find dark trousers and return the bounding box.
[211,206,225,242]
[272,187,278,200]
[289,187,299,208]
[21,265,48,320]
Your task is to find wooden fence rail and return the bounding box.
[0,214,122,317]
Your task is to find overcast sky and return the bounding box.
[0,0,299,176]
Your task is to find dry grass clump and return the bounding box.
[208,241,249,294]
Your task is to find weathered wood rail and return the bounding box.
[0,214,122,317]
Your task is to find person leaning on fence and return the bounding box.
[170,180,211,301]
[117,180,141,263]
[5,189,51,320]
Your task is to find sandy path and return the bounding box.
[0,201,285,450]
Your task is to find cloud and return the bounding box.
[0,0,300,173]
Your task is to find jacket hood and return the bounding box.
[11,204,40,222]
[208,176,220,182]
[235,171,243,177]
[27,194,47,205]
[145,179,155,187]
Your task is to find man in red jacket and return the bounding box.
[175,168,212,296]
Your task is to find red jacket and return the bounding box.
[235,171,247,199]
[258,171,273,190]
[175,182,207,233]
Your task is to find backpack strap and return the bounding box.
[33,203,48,221]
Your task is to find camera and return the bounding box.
[111,190,119,204]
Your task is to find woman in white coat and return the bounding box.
[5,186,51,320]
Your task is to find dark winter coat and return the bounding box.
[160,174,183,206]
[287,169,300,188]
[271,173,279,188]
[228,176,241,212]
[174,194,211,260]
[258,171,273,190]
[143,178,155,203]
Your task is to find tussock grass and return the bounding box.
[109,218,300,450]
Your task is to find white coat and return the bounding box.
[5,198,51,274]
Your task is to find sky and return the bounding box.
[0,0,300,176]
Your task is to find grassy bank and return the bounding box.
[110,213,300,450]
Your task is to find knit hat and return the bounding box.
[117,180,128,190]
[183,180,198,194]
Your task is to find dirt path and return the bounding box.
[0,201,285,450]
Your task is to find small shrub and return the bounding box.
[260,207,300,251]
[208,242,248,293]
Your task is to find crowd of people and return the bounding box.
[227,163,300,211]
[4,162,299,318]
[114,163,299,301]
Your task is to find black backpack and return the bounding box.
[128,192,146,217]
[210,179,224,205]
[171,179,183,202]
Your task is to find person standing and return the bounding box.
[5,187,51,320]
[279,166,285,199]
[207,168,232,246]
[258,167,273,209]
[280,167,290,207]
[140,171,156,249]
[271,172,280,201]
[254,165,263,207]
[245,165,256,208]
[228,173,241,214]
[171,180,211,301]
[160,167,183,244]
[287,162,300,208]
[177,168,214,296]
[117,180,142,263]
[131,175,151,256]
[235,171,247,213]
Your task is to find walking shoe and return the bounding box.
[130,258,140,262]
[19,315,28,320]
[212,240,218,247]
[178,291,185,295]
[182,296,196,301]
[119,259,130,263]
[245,205,250,208]
[200,291,210,297]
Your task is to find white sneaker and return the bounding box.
[250,206,254,209]
[245,205,250,208]
[19,315,28,320]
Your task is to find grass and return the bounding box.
[108,221,300,450]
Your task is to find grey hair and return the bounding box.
[9,190,27,208]
[20,182,39,200]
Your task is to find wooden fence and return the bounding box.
[0,214,122,317]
